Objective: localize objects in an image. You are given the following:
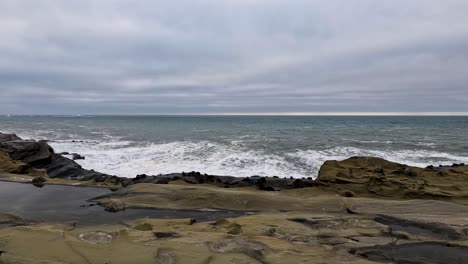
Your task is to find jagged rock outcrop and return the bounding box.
[0,132,111,180]
[316,157,468,202]
[0,150,46,176]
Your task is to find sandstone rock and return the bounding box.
[0,150,46,176]
[208,237,267,261]
[78,231,113,244]
[316,157,468,201]
[227,223,243,235]
[132,222,153,231]
[154,248,176,264]
[104,199,126,212]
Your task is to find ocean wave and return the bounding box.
[48,139,468,179]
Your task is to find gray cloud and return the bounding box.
[1,0,468,114]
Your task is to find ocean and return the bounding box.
[1,115,467,178]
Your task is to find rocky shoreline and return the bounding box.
[1,132,468,263]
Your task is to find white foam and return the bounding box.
[48,139,468,179]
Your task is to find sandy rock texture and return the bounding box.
[316,157,468,204]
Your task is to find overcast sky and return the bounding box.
[1,1,468,115]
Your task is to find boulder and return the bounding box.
[0,133,21,142]
[32,176,46,184]
[103,199,126,212]
[0,150,46,176]
[316,157,468,201]
[1,140,53,166]
[71,153,85,160]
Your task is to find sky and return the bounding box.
[1,0,468,115]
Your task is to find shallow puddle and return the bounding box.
[355,242,468,264]
[0,181,244,225]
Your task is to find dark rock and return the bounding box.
[153,178,170,184]
[265,228,276,236]
[293,179,305,189]
[1,140,53,166]
[59,152,70,155]
[183,177,198,184]
[339,190,356,197]
[32,176,46,184]
[353,242,468,264]
[71,153,85,160]
[0,133,21,142]
[154,232,178,239]
[134,174,148,181]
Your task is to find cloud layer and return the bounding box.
[1,0,468,114]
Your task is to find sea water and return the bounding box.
[1,115,467,178]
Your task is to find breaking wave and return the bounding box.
[48,139,468,179]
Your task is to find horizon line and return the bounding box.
[2,112,468,117]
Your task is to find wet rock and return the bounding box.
[0,132,21,142]
[71,153,85,160]
[104,199,126,212]
[0,133,114,180]
[183,177,198,184]
[374,214,464,240]
[293,179,305,188]
[1,140,53,166]
[353,242,468,264]
[31,176,46,187]
[153,178,170,184]
[31,176,46,184]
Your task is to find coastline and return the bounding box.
[1,132,468,263]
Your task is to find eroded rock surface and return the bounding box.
[316,157,468,203]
